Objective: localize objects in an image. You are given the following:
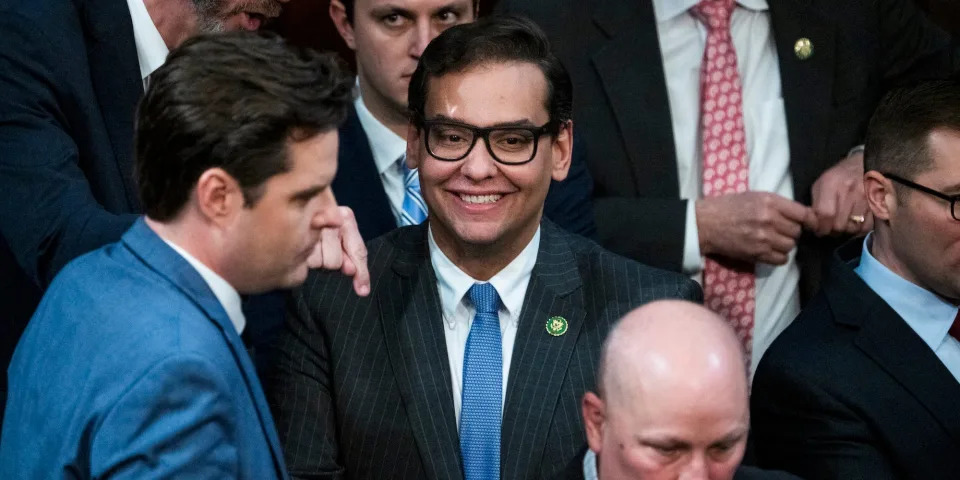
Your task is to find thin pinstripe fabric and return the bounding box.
[399,155,428,226]
[460,283,503,480]
[267,221,702,480]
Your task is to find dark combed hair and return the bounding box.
[865,79,960,178]
[407,14,572,129]
[135,31,354,221]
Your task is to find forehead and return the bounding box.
[354,0,475,13]
[424,62,550,124]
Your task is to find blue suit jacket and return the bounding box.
[333,104,598,241]
[0,219,288,479]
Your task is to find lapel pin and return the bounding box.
[546,316,568,336]
[794,38,814,61]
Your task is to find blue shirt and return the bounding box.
[855,234,960,382]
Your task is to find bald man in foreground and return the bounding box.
[557,301,801,480]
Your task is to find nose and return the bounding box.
[410,21,434,59]
[678,454,709,480]
[459,140,499,182]
[311,189,342,230]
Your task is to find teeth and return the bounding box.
[459,194,502,204]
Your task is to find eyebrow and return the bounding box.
[710,428,748,447]
[427,114,540,129]
[369,1,469,18]
[290,185,326,202]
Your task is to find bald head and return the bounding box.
[599,300,747,409]
[583,300,750,480]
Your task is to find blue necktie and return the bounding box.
[398,155,427,226]
[460,283,502,480]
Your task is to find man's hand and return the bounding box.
[307,206,370,296]
[810,151,873,236]
[696,192,817,266]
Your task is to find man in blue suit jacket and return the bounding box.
[0,32,357,478]
[327,0,596,241]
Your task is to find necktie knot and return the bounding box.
[398,154,428,226]
[693,0,735,30]
[469,283,499,315]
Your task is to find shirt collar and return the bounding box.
[354,85,409,175]
[855,233,958,353]
[162,239,246,335]
[583,450,599,480]
[652,0,769,22]
[428,226,541,327]
[125,0,169,83]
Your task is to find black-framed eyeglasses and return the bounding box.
[882,172,960,221]
[419,119,561,165]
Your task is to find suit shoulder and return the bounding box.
[560,230,702,302]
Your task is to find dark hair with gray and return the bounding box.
[865,80,960,179]
[135,32,353,221]
[407,14,572,130]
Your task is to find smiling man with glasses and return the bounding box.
[751,80,960,479]
[266,16,701,480]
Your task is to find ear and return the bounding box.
[406,122,423,169]
[329,0,357,51]
[550,120,573,182]
[864,170,896,222]
[194,168,244,226]
[582,391,606,455]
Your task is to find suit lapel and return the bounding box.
[590,0,679,198]
[83,0,143,210]
[378,226,463,480]
[333,105,398,240]
[501,222,586,480]
[121,219,289,478]
[824,244,960,445]
[769,0,837,200]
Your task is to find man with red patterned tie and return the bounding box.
[752,80,960,479]
[498,0,958,376]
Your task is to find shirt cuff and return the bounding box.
[682,199,704,275]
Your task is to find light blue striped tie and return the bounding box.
[398,155,427,226]
[460,283,502,480]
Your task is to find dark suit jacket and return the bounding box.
[333,105,598,241]
[0,0,140,411]
[751,240,960,479]
[496,0,956,296]
[267,220,701,480]
[553,447,804,480]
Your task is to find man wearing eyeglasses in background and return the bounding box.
[751,80,960,479]
[267,16,700,480]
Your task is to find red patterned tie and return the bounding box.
[693,0,757,360]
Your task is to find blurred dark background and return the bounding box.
[272,0,959,74]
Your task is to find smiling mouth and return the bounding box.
[459,193,503,204]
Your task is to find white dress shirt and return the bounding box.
[163,239,246,335]
[125,0,168,90]
[653,0,800,375]
[354,90,410,226]
[428,227,540,426]
[855,234,960,383]
[582,449,599,480]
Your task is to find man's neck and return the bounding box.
[144,216,226,279]
[143,0,197,50]
[357,75,410,138]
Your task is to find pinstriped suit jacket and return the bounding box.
[267,220,701,480]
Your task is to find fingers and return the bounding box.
[338,207,370,297]
[319,227,343,270]
[832,179,862,233]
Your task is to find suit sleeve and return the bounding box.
[544,132,598,239]
[90,355,240,479]
[267,288,345,480]
[0,13,136,287]
[750,356,899,480]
